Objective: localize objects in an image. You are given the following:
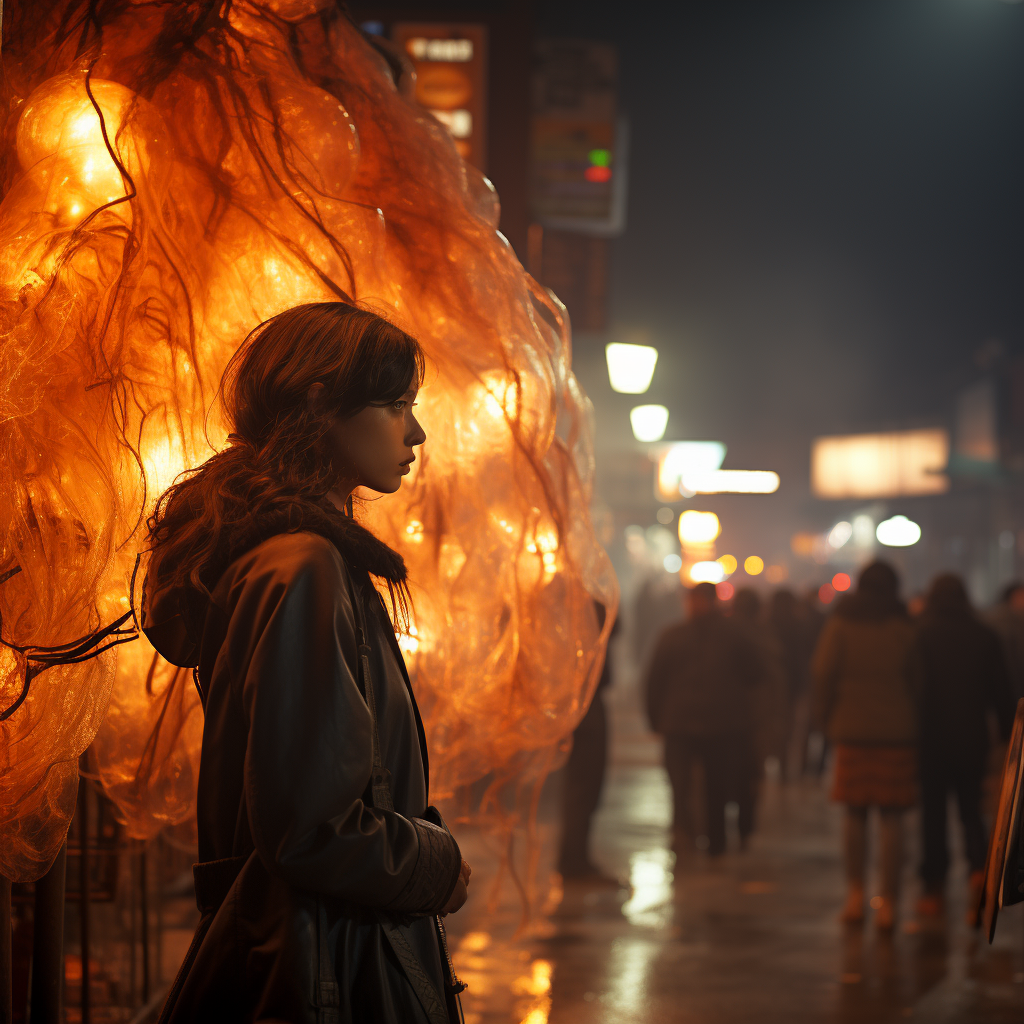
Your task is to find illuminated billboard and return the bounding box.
[811,429,949,499]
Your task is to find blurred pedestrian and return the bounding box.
[913,574,1015,920]
[987,581,1024,702]
[645,582,766,856]
[812,561,918,930]
[768,589,815,780]
[733,589,788,782]
[558,605,621,883]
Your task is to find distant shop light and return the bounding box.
[818,583,836,605]
[690,560,726,584]
[606,342,658,394]
[630,404,669,442]
[828,521,853,549]
[681,469,780,494]
[663,554,683,574]
[679,510,721,546]
[811,429,949,499]
[655,441,726,501]
[716,581,735,601]
[717,554,738,575]
[744,555,764,576]
[656,507,675,525]
[876,515,921,547]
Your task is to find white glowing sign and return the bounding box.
[681,469,780,494]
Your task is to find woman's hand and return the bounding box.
[441,859,472,916]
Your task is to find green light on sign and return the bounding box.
[588,148,611,167]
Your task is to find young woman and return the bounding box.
[143,302,470,1024]
[812,561,917,931]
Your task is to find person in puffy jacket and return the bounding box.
[813,561,917,931]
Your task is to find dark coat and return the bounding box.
[914,612,1016,774]
[644,610,764,737]
[144,532,461,1024]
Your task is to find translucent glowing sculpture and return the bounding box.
[0,0,617,882]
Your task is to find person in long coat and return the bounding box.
[914,574,1015,919]
[645,582,765,856]
[144,302,470,1024]
[812,561,917,931]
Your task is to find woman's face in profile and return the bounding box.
[326,386,426,495]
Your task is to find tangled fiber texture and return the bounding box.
[0,0,617,882]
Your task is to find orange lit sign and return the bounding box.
[394,23,488,170]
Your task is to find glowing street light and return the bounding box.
[876,515,921,547]
[690,560,726,584]
[605,342,658,394]
[717,553,738,575]
[630,404,669,442]
[678,510,721,546]
[744,555,764,575]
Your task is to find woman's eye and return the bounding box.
[393,400,407,411]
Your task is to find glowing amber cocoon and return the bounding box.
[0,2,616,880]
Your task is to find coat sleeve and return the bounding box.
[811,617,842,731]
[225,536,460,914]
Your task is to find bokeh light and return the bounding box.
[717,553,738,575]
[744,555,764,575]
[832,572,851,592]
[678,510,721,545]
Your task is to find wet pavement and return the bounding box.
[444,676,1024,1024]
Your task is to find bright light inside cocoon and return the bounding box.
[828,521,853,549]
[875,515,921,547]
[678,510,721,545]
[690,560,726,584]
[663,553,683,574]
[630,404,669,442]
[681,469,780,494]
[605,342,659,394]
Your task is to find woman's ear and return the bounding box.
[306,382,326,413]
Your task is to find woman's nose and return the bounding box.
[407,412,427,447]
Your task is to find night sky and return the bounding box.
[541,0,1024,570]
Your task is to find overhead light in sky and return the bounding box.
[630,404,669,442]
[681,469,780,494]
[605,342,658,393]
[876,515,921,547]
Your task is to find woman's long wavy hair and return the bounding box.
[147,302,424,627]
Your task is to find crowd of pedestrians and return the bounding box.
[637,561,1020,932]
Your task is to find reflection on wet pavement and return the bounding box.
[443,678,1024,1023]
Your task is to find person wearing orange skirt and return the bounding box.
[812,562,919,930]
